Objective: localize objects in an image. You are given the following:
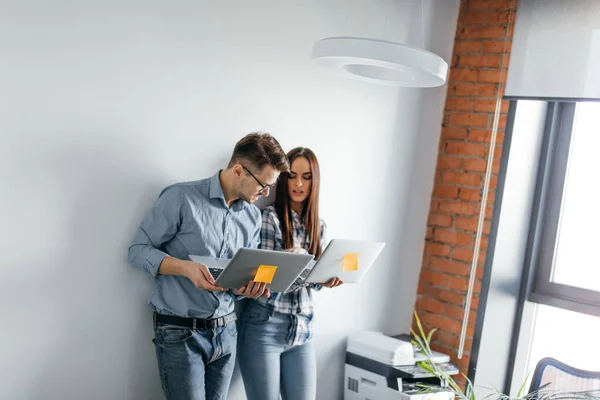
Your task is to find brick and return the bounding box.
[448,275,471,292]
[446,142,487,157]
[464,158,487,173]
[446,97,473,111]
[489,175,498,189]
[455,217,478,232]
[453,247,474,263]
[418,297,444,314]
[499,115,508,128]
[438,201,479,217]
[462,11,511,25]
[457,54,501,68]
[423,270,448,286]
[445,303,467,321]
[469,0,511,11]
[471,295,480,310]
[459,25,506,39]
[436,331,464,349]
[507,23,515,39]
[428,213,454,228]
[480,236,489,251]
[485,205,494,220]
[425,242,452,258]
[429,257,470,276]
[455,356,471,375]
[420,312,462,335]
[479,69,506,83]
[473,99,510,113]
[482,40,512,53]
[451,54,459,68]
[453,40,482,54]
[442,171,482,187]
[456,217,491,234]
[439,289,465,307]
[437,315,462,335]
[492,160,501,174]
[468,129,505,143]
[426,227,434,240]
[460,187,482,202]
[450,69,478,83]
[467,323,476,338]
[438,156,463,170]
[472,278,483,294]
[478,251,487,267]
[441,127,468,140]
[454,83,497,97]
[501,54,511,68]
[433,185,460,199]
[494,145,504,159]
[434,228,474,247]
[448,113,489,128]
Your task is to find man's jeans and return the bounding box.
[153,319,238,400]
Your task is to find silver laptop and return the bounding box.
[189,248,314,293]
[305,239,385,284]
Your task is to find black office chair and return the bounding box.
[528,357,600,397]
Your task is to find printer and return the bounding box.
[344,331,459,400]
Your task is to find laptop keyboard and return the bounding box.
[209,268,223,280]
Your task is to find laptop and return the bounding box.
[189,248,314,293]
[305,239,385,284]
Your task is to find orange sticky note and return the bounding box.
[254,265,278,284]
[343,253,359,271]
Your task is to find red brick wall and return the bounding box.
[413,0,518,386]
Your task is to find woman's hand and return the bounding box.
[320,277,343,288]
[284,248,309,255]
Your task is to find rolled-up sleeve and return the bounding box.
[310,219,329,291]
[128,186,182,277]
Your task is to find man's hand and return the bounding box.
[182,261,226,292]
[233,281,271,299]
[319,277,343,288]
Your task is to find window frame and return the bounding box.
[528,101,600,316]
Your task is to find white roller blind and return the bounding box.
[505,0,600,100]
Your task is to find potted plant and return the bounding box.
[411,312,600,400]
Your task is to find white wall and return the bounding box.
[506,0,600,100]
[0,1,458,399]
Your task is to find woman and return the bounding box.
[237,147,343,400]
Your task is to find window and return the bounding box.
[502,101,600,395]
[529,102,600,316]
[525,303,600,375]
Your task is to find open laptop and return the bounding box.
[189,248,314,293]
[305,239,385,284]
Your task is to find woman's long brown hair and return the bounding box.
[274,147,323,258]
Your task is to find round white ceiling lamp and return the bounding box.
[312,37,448,88]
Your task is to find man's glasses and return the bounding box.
[242,165,274,195]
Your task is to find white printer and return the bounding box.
[344,331,459,400]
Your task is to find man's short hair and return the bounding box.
[228,132,289,173]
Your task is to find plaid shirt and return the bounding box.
[255,205,327,346]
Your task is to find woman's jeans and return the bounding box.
[237,301,317,400]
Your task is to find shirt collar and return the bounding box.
[209,170,247,212]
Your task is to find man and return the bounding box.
[128,132,289,400]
